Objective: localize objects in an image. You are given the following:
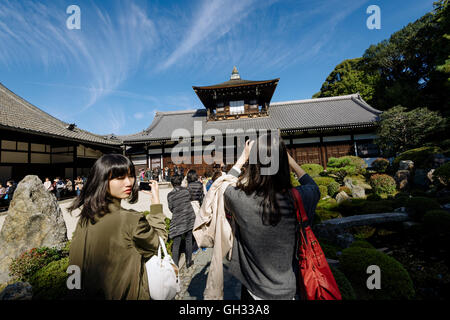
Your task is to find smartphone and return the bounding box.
[139,181,152,191]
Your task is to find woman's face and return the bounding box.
[108,174,135,199]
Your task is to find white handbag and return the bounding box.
[145,236,181,300]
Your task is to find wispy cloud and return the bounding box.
[0,0,158,112]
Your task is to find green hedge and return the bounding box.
[327,156,367,176]
[339,247,415,300]
[393,146,442,170]
[300,164,324,177]
[29,257,69,300]
[315,209,342,222]
[290,172,300,187]
[330,266,356,300]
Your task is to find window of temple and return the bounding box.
[230,100,244,114]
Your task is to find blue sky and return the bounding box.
[0,0,436,135]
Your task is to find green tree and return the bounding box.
[312,58,379,104]
[375,105,447,157]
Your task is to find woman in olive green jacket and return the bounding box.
[68,154,167,300]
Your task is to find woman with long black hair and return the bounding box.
[224,133,320,300]
[68,154,167,300]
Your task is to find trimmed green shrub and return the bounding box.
[371,158,390,173]
[423,210,450,238]
[300,163,324,177]
[350,240,375,249]
[328,181,340,197]
[314,176,337,187]
[433,162,450,186]
[339,247,415,300]
[320,242,340,260]
[406,196,441,220]
[360,201,395,214]
[319,185,328,199]
[327,156,367,176]
[370,174,397,196]
[29,257,69,300]
[9,247,67,282]
[330,266,356,300]
[393,146,442,170]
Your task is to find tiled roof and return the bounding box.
[122,93,382,143]
[0,83,122,147]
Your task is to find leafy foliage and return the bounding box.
[9,247,68,283]
[376,107,446,157]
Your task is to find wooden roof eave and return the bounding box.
[0,124,122,149]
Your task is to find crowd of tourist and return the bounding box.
[42,176,87,200]
[0,180,17,208]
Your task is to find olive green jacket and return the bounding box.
[68,198,167,300]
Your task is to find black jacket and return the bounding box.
[187,181,205,206]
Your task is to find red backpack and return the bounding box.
[291,188,342,300]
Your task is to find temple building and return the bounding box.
[0,83,122,182]
[122,67,382,175]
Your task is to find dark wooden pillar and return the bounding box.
[320,135,327,170]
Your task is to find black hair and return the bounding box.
[170,174,183,187]
[237,132,293,226]
[68,153,138,225]
[187,170,198,183]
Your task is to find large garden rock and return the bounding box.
[0,175,67,285]
[351,185,366,199]
[394,170,411,190]
[399,160,414,171]
[336,191,350,204]
[0,282,32,300]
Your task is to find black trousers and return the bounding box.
[240,285,255,301]
[171,230,193,267]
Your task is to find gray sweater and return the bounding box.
[224,169,320,299]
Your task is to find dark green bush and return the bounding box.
[300,163,324,177]
[330,266,356,300]
[360,201,395,214]
[328,181,340,197]
[406,197,441,220]
[9,247,67,282]
[371,158,390,173]
[351,226,377,240]
[433,162,450,186]
[423,210,450,238]
[370,174,397,195]
[393,146,442,170]
[339,247,415,300]
[349,240,375,249]
[29,257,69,300]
